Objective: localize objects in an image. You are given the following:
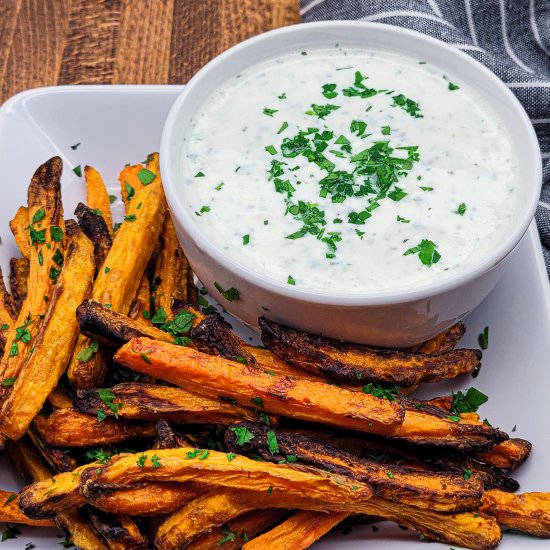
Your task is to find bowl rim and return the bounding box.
[160,20,542,307]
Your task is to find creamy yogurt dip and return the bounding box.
[181,46,519,292]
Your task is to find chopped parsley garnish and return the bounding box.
[97,388,123,419]
[305,103,341,119]
[32,208,45,223]
[363,383,400,401]
[448,415,461,422]
[109,194,117,204]
[263,107,278,117]
[266,430,279,454]
[198,450,210,460]
[457,203,467,215]
[267,485,273,495]
[50,226,64,242]
[4,493,16,504]
[230,426,254,446]
[104,266,110,273]
[277,121,289,134]
[265,145,277,155]
[287,275,296,285]
[478,326,489,350]
[381,125,391,135]
[137,168,156,185]
[70,142,81,150]
[28,225,46,245]
[52,248,64,266]
[140,353,152,364]
[386,470,394,479]
[195,171,205,177]
[397,215,410,223]
[213,282,240,301]
[195,205,210,216]
[76,340,99,362]
[448,82,460,91]
[124,214,137,222]
[403,239,441,266]
[242,234,250,245]
[1,377,17,387]
[463,468,473,480]
[391,94,423,118]
[388,187,407,201]
[451,388,489,414]
[73,165,82,177]
[420,186,433,191]
[217,524,237,545]
[215,182,224,191]
[1,524,21,542]
[227,452,237,462]
[136,454,147,468]
[350,119,367,137]
[124,182,135,200]
[322,83,338,99]
[278,92,287,99]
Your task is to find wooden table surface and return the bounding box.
[0,0,300,104]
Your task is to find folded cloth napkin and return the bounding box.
[301,0,550,275]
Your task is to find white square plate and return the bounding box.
[0,86,548,549]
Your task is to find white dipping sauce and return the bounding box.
[181,46,519,292]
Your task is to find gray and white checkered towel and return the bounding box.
[301,0,550,274]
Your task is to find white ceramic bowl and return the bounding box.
[160,21,541,347]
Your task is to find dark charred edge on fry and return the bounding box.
[28,157,63,223]
[1,265,18,318]
[87,508,148,549]
[191,313,256,366]
[18,487,80,520]
[224,422,484,512]
[27,427,79,474]
[74,202,113,272]
[153,420,194,449]
[282,427,517,492]
[259,317,481,387]
[77,299,172,349]
[8,257,29,312]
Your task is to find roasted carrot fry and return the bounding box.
[224,422,483,512]
[33,408,156,447]
[118,163,145,211]
[0,489,54,526]
[73,382,275,425]
[68,153,167,388]
[186,509,288,550]
[151,216,189,317]
[474,438,532,471]
[90,482,204,516]
[9,440,108,550]
[154,487,501,550]
[242,510,348,550]
[9,205,30,259]
[115,337,404,435]
[85,165,113,236]
[0,222,94,439]
[0,269,16,354]
[0,157,65,396]
[80,447,372,504]
[480,489,550,537]
[259,317,481,387]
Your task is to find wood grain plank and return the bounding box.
[113,0,174,84]
[1,0,70,101]
[0,0,23,87]
[58,0,123,85]
[169,0,300,83]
